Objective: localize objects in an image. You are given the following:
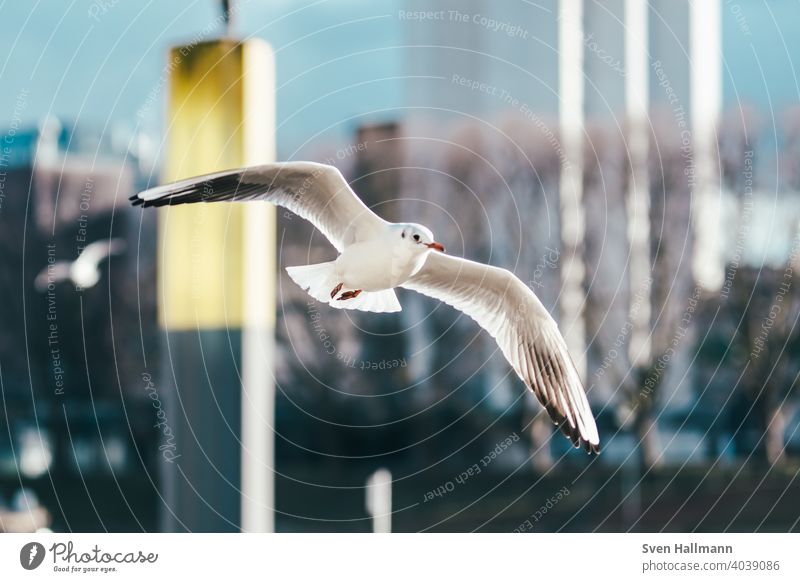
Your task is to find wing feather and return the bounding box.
[131,162,386,251]
[403,252,600,452]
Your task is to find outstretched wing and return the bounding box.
[34,262,71,291]
[131,162,386,252]
[403,252,600,452]
[76,238,126,269]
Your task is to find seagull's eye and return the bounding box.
[413,234,420,242]
[401,232,406,239]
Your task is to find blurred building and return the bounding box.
[0,119,160,531]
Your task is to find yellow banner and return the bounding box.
[158,39,275,329]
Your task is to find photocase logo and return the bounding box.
[20,542,46,570]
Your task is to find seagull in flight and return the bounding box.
[131,162,600,452]
[35,239,126,292]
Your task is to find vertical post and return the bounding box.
[159,38,275,532]
[690,0,722,290]
[625,0,652,366]
[239,41,276,535]
[365,468,392,533]
[558,0,586,378]
[621,2,650,468]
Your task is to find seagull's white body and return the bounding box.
[132,162,600,452]
[337,234,429,290]
[285,224,436,313]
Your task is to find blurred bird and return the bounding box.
[131,162,600,452]
[35,239,126,291]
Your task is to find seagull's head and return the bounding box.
[393,223,445,254]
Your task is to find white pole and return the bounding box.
[558,0,586,379]
[240,40,277,533]
[365,469,392,533]
[625,0,652,366]
[690,0,723,290]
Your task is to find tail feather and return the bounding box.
[286,261,339,303]
[286,262,401,313]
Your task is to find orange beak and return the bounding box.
[425,242,445,252]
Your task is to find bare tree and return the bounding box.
[621,112,696,468]
[496,113,564,470]
[720,262,800,464]
[707,105,800,464]
[581,122,632,421]
[781,105,800,192]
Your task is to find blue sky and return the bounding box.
[1,1,798,158]
[721,0,800,117]
[0,0,403,157]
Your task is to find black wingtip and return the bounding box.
[565,425,581,448]
[585,440,601,455]
[557,420,601,455]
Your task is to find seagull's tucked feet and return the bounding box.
[337,289,362,301]
[286,262,401,313]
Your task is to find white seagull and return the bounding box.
[131,162,600,452]
[35,239,126,292]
